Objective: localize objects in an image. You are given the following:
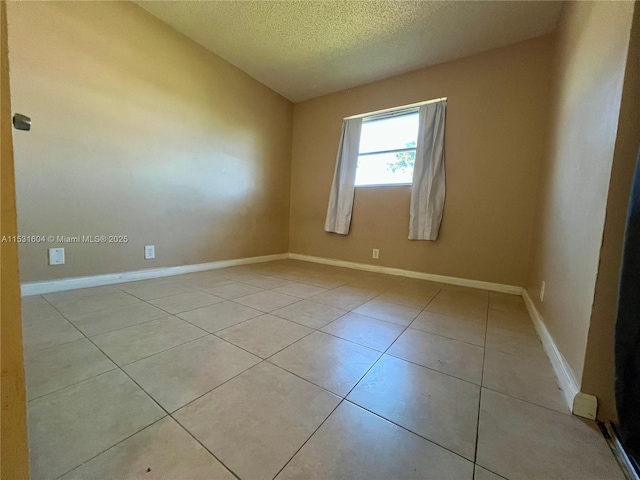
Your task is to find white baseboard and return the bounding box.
[21,253,289,296]
[289,253,523,295]
[22,251,523,296]
[522,288,580,412]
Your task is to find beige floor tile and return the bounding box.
[119,278,193,300]
[21,295,48,307]
[411,311,486,346]
[321,312,405,351]
[352,299,422,326]
[375,290,434,309]
[147,291,223,314]
[176,272,235,289]
[302,275,351,289]
[65,302,168,337]
[348,355,480,460]
[273,282,328,299]
[272,300,347,329]
[243,276,294,289]
[309,289,370,311]
[477,389,624,480]
[485,326,547,362]
[43,285,120,302]
[273,270,316,282]
[21,298,54,322]
[424,296,488,322]
[25,339,116,400]
[218,269,265,282]
[176,301,262,332]
[202,281,264,299]
[270,331,380,396]
[487,310,536,336]
[276,401,474,480]
[175,363,340,480]
[482,349,567,413]
[489,291,528,314]
[333,284,382,299]
[474,466,505,480]
[388,279,443,298]
[349,282,396,295]
[61,416,234,480]
[124,335,260,412]
[234,290,301,312]
[25,261,612,480]
[28,370,165,480]
[50,290,140,316]
[436,285,489,303]
[22,301,66,325]
[217,314,313,358]
[118,278,168,288]
[22,312,84,353]
[92,317,207,366]
[117,280,195,301]
[388,329,484,384]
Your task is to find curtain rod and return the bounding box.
[343,97,447,120]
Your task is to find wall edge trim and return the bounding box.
[21,253,289,296]
[289,253,523,294]
[522,288,580,412]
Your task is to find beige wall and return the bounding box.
[7,1,293,282]
[525,1,635,391]
[581,3,640,421]
[1,0,29,477]
[290,36,554,287]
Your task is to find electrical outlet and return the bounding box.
[144,245,155,260]
[48,248,65,265]
[372,248,379,259]
[540,281,546,302]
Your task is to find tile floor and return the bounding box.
[22,260,623,480]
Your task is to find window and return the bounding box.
[354,110,419,186]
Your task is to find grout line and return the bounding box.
[478,385,571,416]
[176,310,264,336]
[23,335,88,356]
[26,262,555,480]
[162,357,266,414]
[399,325,487,348]
[262,357,343,399]
[26,364,120,404]
[473,303,489,464]
[81,313,181,337]
[49,296,267,480]
[342,398,475,464]
[381,350,483,387]
[42,297,173,416]
[272,282,447,478]
[53,415,170,480]
[169,416,243,480]
[474,464,510,480]
[112,330,211,368]
[270,398,345,478]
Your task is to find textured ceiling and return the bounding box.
[135,1,563,102]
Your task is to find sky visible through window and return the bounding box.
[355,112,419,186]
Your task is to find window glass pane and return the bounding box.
[355,151,416,186]
[359,112,419,154]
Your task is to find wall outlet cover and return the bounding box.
[48,248,65,265]
[372,248,379,259]
[144,245,155,260]
[572,392,598,420]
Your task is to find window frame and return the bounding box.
[354,108,420,188]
